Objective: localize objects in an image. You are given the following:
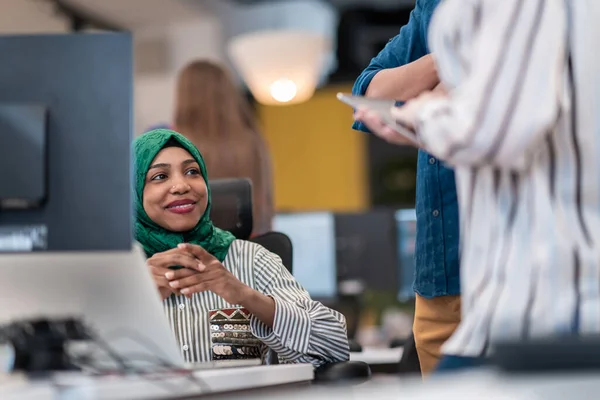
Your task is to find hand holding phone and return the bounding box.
[337,93,421,146]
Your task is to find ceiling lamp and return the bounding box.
[227,30,331,106]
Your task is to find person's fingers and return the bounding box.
[355,106,369,114]
[381,126,414,146]
[159,287,173,298]
[169,268,221,289]
[368,111,387,127]
[180,282,209,298]
[433,83,447,94]
[390,105,411,121]
[164,267,197,280]
[157,252,200,270]
[361,113,388,136]
[160,247,182,255]
[177,243,213,264]
[357,106,419,147]
[355,107,384,129]
[169,274,203,289]
[390,105,418,131]
[354,108,367,121]
[148,264,172,277]
[152,274,172,289]
[149,253,184,269]
[151,247,197,260]
[380,126,402,143]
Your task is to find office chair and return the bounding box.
[250,231,293,271]
[210,178,371,383]
[208,178,253,239]
[396,332,421,374]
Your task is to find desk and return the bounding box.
[6,365,600,400]
[1,377,55,400]
[237,369,600,400]
[350,347,403,364]
[0,364,314,400]
[350,347,404,374]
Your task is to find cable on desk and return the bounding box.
[85,328,210,394]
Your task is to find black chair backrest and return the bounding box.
[250,232,293,274]
[208,178,253,239]
[209,178,293,273]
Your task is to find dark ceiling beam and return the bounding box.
[43,0,127,32]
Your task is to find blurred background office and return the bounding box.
[0,0,418,349]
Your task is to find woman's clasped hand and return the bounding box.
[147,243,249,304]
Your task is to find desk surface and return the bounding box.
[349,347,403,364]
[5,366,600,399]
[0,363,314,400]
[235,369,600,400]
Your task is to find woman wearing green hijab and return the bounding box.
[134,129,349,366]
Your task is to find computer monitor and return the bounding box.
[395,209,417,301]
[0,33,133,252]
[272,212,337,299]
[334,210,399,293]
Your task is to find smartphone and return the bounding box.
[337,92,396,112]
[336,92,420,145]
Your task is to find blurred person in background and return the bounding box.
[352,0,460,375]
[174,60,274,236]
[357,0,600,372]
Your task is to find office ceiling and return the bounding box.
[231,0,416,9]
[58,0,210,29]
[56,0,416,30]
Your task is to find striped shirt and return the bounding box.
[163,240,350,366]
[409,0,600,356]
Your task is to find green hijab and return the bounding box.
[133,129,235,261]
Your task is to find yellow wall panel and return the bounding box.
[258,84,369,212]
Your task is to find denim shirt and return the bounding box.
[351,0,460,298]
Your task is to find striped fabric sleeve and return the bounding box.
[249,248,350,367]
[414,0,566,170]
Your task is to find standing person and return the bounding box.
[174,60,274,236]
[352,0,460,375]
[357,0,600,371]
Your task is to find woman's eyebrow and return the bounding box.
[149,162,170,170]
[182,159,197,166]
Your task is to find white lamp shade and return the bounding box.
[227,30,331,106]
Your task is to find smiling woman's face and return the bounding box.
[142,146,208,232]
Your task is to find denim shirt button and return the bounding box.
[429,157,436,165]
[432,209,440,217]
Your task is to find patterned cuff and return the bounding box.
[249,296,311,355]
